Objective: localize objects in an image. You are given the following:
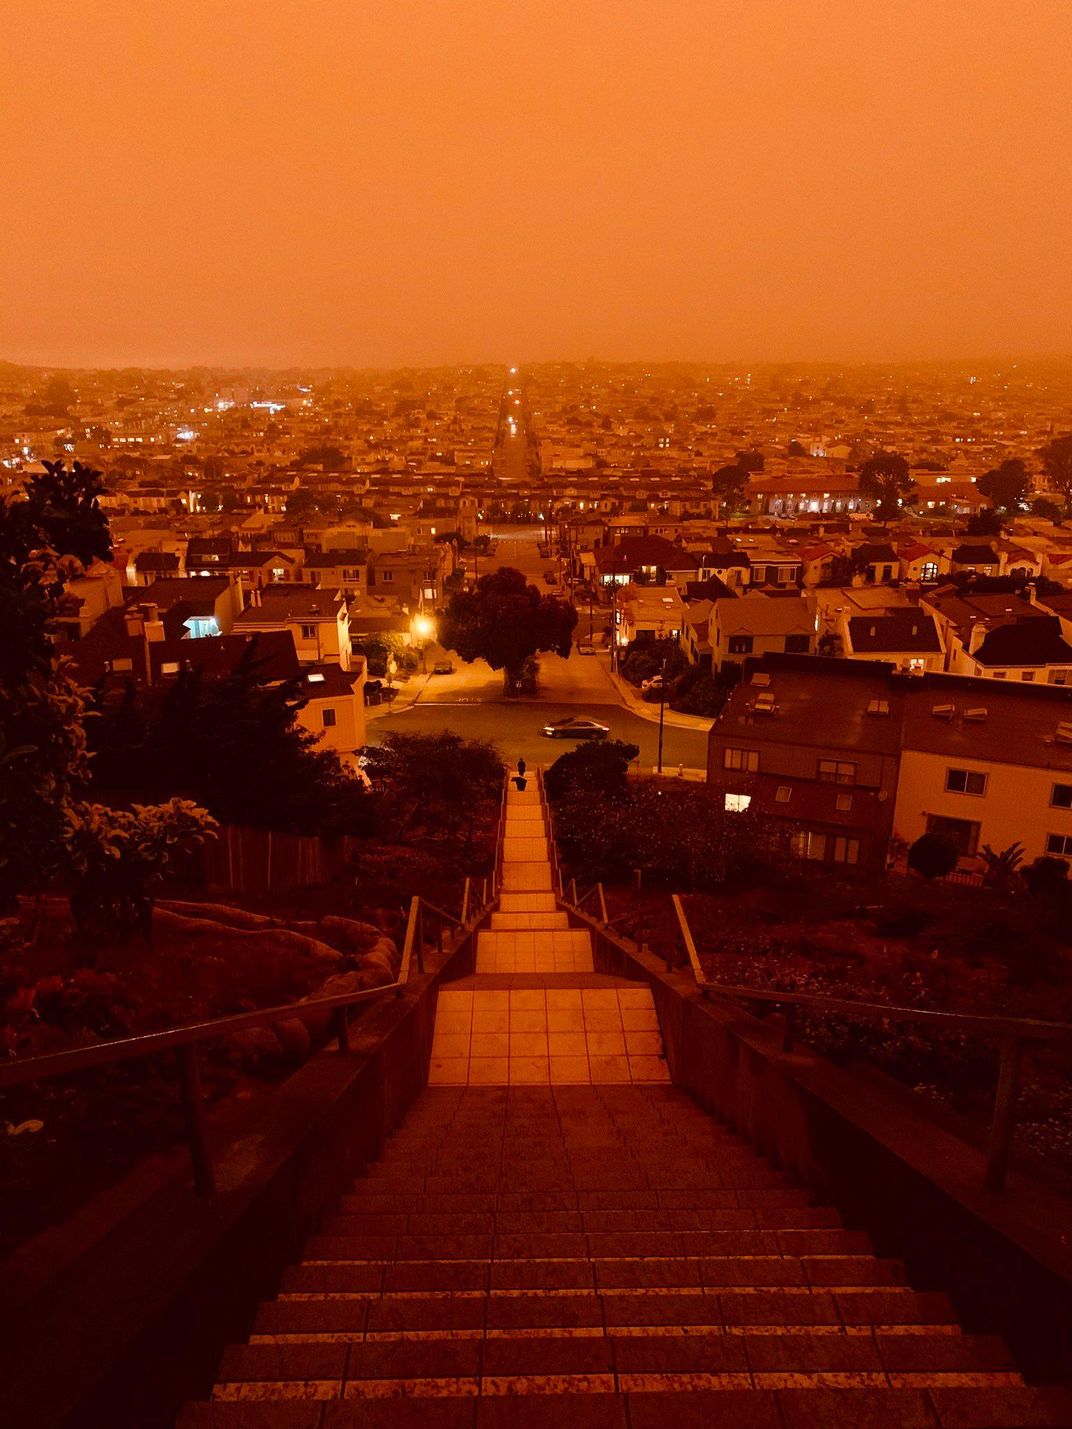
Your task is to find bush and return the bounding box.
[1023,856,1070,900]
[907,832,959,881]
[669,662,741,717]
[619,639,687,688]
[544,739,639,801]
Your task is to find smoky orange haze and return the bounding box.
[1,0,1070,370]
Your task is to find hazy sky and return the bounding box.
[2,0,1070,369]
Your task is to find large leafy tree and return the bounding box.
[1041,435,1072,511]
[440,567,577,693]
[858,451,913,523]
[710,464,747,508]
[977,458,1029,514]
[0,462,215,933]
[0,462,112,908]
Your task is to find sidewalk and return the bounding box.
[363,673,431,722]
[606,665,715,732]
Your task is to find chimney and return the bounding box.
[969,621,988,655]
[140,603,165,642]
[1027,581,1038,605]
[124,610,144,638]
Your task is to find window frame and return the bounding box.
[817,758,856,786]
[945,767,987,796]
[723,746,759,773]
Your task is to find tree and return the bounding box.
[298,444,347,471]
[1023,856,1070,900]
[736,450,765,474]
[907,832,959,881]
[544,740,639,802]
[967,508,1004,536]
[440,567,577,694]
[711,465,747,508]
[1031,497,1064,523]
[858,451,913,523]
[1040,435,1072,510]
[979,841,1024,891]
[977,458,1029,514]
[362,732,503,846]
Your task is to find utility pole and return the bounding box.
[656,654,667,774]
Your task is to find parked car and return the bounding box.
[640,674,665,693]
[541,716,610,740]
[544,571,558,585]
[431,660,454,675]
[577,642,596,656]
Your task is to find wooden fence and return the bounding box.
[197,824,360,895]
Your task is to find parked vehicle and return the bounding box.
[541,716,610,740]
[544,571,558,585]
[431,660,454,675]
[577,642,596,656]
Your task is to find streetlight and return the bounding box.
[411,612,436,672]
[656,654,668,774]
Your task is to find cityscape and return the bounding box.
[3,3,1072,1427]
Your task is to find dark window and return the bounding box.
[723,747,759,772]
[784,634,811,653]
[818,759,856,785]
[322,708,337,728]
[728,635,753,655]
[1052,784,1072,808]
[1046,833,1072,856]
[926,813,979,855]
[946,768,986,796]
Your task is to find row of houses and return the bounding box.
[707,654,1072,873]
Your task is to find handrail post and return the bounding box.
[598,884,609,925]
[177,1044,215,1197]
[570,877,578,905]
[436,909,444,957]
[333,1006,349,1054]
[986,1034,1024,1191]
[416,901,426,974]
[461,877,470,925]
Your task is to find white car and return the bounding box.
[542,716,610,740]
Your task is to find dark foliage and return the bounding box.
[907,831,960,881]
[440,566,577,688]
[544,739,639,802]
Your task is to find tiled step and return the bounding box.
[180,1384,1072,1429]
[500,865,553,891]
[183,1086,1055,1427]
[490,913,571,930]
[499,893,558,913]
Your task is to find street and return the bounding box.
[367,694,710,771]
[364,378,712,772]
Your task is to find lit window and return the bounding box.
[792,831,827,860]
[775,786,792,803]
[724,793,751,813]
[322,708,337,727]
[946,768,987,796]
[818,759,856,785]
[111,657,133,672]
[723,747,759,772]
[836,793,853,812]
[832,836,859,864]
[161,661,180,674]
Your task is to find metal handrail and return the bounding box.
[668,893,1072,1192]
[0,893,486,1196]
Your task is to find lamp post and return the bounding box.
[656,655,668,774]
[411,612,436,672]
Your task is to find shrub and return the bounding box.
[1023,856,1071,900]
[544,739,639,802]
[907,832,959,881]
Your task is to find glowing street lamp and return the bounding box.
[411,612,436,671]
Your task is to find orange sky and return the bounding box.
[1,0,1070,369]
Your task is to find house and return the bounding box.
[709,654,1072,871]
[55,560,126,641]
[897,542,943,584]
[893,681,1072,864]
[707,657,904,869]
[615,583,686,648]
[302,549,369,596]
[235,585,353,669]
[923,587,1072,683]
[949,543,1001,578]
[712,592,817,668]
[692,538,752,590]
[131,575,241,638]
[852,542,900,585]
[595,535,698,589]
[295,662,368,766]
[842,610,944,673]
[747,474,866,518]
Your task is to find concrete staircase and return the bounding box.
[179,1083,1072,1428]
[177,778,1072,1427]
